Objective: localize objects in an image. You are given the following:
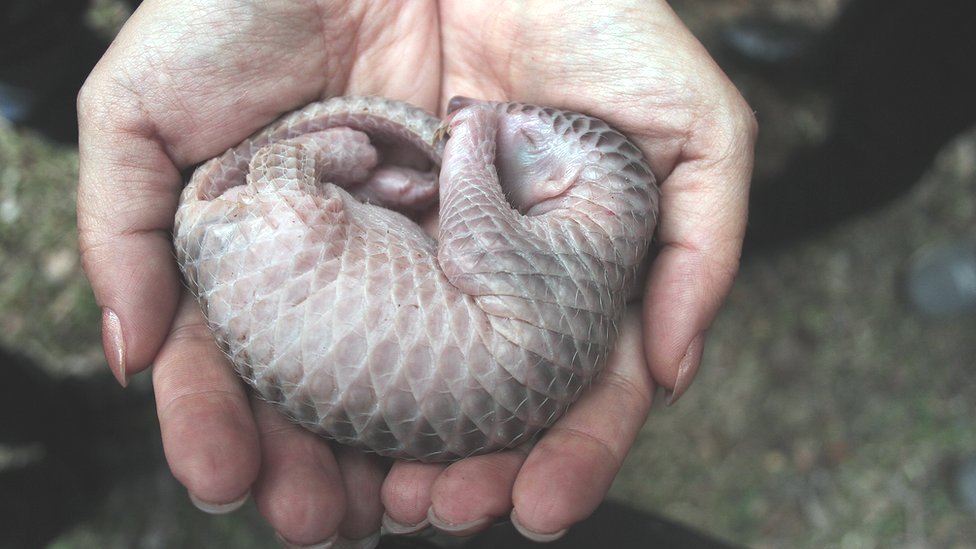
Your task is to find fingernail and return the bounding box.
[101,307,127,387]
[666,333,705,406]
[427,507,492,536]
[381,512,430,536]
[510,509,567,543]
[275,532,337,549]
[188,489,250,514]
[333,532,381,549]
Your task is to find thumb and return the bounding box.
[77,91,184,386]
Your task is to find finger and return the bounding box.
[511,308,653,541]
[427,450,527,536]
[642,90,756,402]
[381,461,446,534]
[251,399,346,547]
[77,104,185,385]
[152,291,260,510]
[332,447,386,545]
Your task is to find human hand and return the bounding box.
[77,0,755,545]
[377,0,756,541]
[78,1,443,545]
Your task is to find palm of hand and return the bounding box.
[78,0,754,545]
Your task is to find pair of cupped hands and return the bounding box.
[77,0,755,546]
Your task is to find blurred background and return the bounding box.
[1,0,974,547]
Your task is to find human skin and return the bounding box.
[76,0,755,545]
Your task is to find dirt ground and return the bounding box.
[1,1,974,547]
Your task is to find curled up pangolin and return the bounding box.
[174,96,658,462]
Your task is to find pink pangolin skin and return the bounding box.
[174,96,658,462]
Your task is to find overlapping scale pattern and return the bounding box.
[174,96,658,461]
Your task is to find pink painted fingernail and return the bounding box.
[666,333,705,406]
[381,512,430,536]
[275,532,338,549]
[427,507,492,536]
[101,307,127,387]
[510,509,567,543]
[188,489,250,514]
